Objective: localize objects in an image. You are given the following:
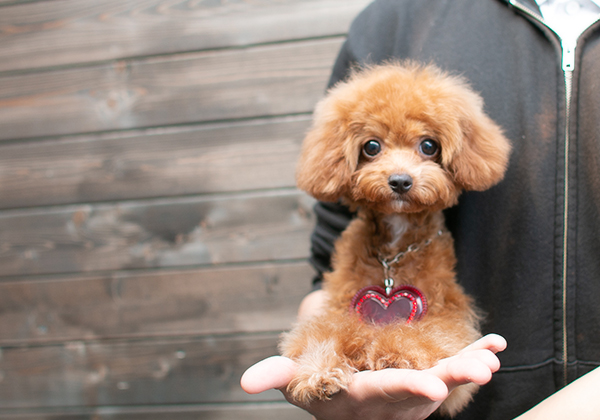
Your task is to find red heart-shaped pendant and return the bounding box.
[350,285,427,325]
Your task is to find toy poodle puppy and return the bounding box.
[279,62,511,417]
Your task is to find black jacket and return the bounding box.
[309,0,600,418]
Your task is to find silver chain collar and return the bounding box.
[378,230,443,294]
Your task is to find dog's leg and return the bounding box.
[285,336,356,403]
[279,313,368,403]
[366,323,446,371]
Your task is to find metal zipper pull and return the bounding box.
[562,39,576,72]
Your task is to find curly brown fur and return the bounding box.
[279,62,511,417]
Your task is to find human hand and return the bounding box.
[241,334,507,420]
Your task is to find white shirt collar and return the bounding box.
[534,0,600,47]
[536,0,600,8]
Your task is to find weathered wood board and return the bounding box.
[0,262,313,344]
[0,190,315,277]
[0,116,310,209]
[0,38,342,141]
[0,333,285,408]
[0,403,311,420]
[0,0,369,72]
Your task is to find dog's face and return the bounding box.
[296,63,511,214]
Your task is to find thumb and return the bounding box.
[240,356,298,394]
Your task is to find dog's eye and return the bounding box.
[363,140,382,157]
[419,139,439,157]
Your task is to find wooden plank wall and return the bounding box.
[0,0,371,418]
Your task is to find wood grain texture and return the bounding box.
[0,0,353,417]
[0,262,313,344]
[0,403,311,420]
[0,333,285,408]
[0,38,342,141]
[0,0,368,72]
[0,190,314,277]
[0,116,310,209]
[0,0,36,6]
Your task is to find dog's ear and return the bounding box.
[296,98,358,202]
[445,99,512,192]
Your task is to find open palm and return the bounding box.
[241,334,506,420]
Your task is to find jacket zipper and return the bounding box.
[507,0,575,387]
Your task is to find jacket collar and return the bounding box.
[501,0,544,18]
[503,0,539,7]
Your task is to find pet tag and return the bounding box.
[351,285,427,325]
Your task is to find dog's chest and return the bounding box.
[383,214,410,248]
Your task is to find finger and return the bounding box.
[240,356,298,394]
[430,349,500,391]
[445,355,495,386]
[459,334,507,355]
[350,368,449,403]
[466,348,502,372]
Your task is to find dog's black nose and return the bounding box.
[388,174,413,194]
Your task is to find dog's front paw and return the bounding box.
[367,345,440,371]
[287,364,354,403]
